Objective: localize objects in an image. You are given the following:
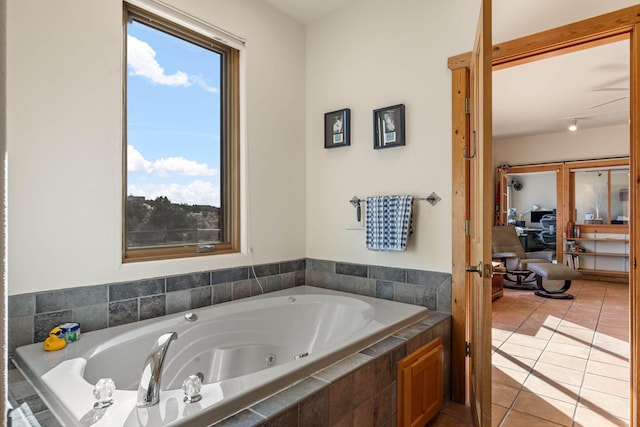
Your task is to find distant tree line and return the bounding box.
[126,196,220,246]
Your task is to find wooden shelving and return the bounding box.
[564,232,629,281]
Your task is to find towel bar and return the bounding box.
[349,192,441,221]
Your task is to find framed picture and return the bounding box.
[373,104,405,149]
[324,108,351,148]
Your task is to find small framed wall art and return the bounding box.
[373,104,405,149]
[324,108,351,148]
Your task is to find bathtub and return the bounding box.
[14,286,428,426]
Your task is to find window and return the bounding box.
[123,4,240,262]
[573,167,629,225]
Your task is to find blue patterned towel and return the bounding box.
[365,195,413,251]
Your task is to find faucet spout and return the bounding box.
[137,332,178,407]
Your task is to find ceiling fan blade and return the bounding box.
[593,87,628,92]
[587,96,629,110]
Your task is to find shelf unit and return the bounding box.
[564,232,629,281]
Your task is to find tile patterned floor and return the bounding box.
[431,279,629,427]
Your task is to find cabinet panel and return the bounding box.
[398,337,443,427]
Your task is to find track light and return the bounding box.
[568,119,578,132]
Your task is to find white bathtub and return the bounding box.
[14,286,428,426]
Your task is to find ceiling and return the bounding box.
[493,39,630,140]
[263,1,631,140]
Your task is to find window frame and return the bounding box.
[122,3,240,263]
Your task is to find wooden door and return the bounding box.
[468,0,493,425]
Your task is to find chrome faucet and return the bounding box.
[137,332,178,407]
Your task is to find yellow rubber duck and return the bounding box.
[43,327,67,351]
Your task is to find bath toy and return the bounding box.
[43,327,67,351]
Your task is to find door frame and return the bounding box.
[449,5,640,424]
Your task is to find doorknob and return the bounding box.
[466,262,483,277]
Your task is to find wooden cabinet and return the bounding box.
[564,232,629,281]
[397,337,443,427]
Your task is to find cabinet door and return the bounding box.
[398,338,444,427]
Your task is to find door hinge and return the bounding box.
[465,220,471,236]
[465,341,471,357]
[464,97,471,115]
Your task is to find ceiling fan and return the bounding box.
[588,76,629,110]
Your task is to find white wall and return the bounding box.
[7,0,638,295]
[304,0,480,272]
[494,123,629,166]
[6,0,306,295]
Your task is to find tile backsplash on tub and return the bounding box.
[7,258,451,358]
[306,259,452,314]
[7,260,306,358]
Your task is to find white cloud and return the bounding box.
[152,157,217,177]
[127,35,189,86]
[127,35,219,93]
[127,145,217,177]
[127,145,152,173]
[129,180,220,206]
[190,75,219,93]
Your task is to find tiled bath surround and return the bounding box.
[8,258,452,357]
[8,259,306,358]
[306,259,452,314]
[7,258,452,426]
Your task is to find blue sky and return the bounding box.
[127,19,221,206]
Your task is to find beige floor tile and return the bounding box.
[586,360,629,381]
[538,351,588,372]
[578,389,630,419]
[531,361,585,387]
[582,373,629,399]
[492,328,514,342]
[512,391,576,426]
[516,323,555,340]
[550,327,595,347]
[492,404,508,427]
[506,332,550,349]
[572,404,629,426]
[544,340,591,359]
[592,333,630,357]
[493,281,629,427]
[492,312,529,325]
[492,352,536,373]
[492,322,519,333]
[594,325,629,343]
[559,315,598,330]
[588,348,629,368]
[492,339,506,349]
[500,342,545,360]
[493,365,529,389]
[522,375,580,404]
[492,382,520,408]
[501,409,566,427]
[528,312,562,328]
